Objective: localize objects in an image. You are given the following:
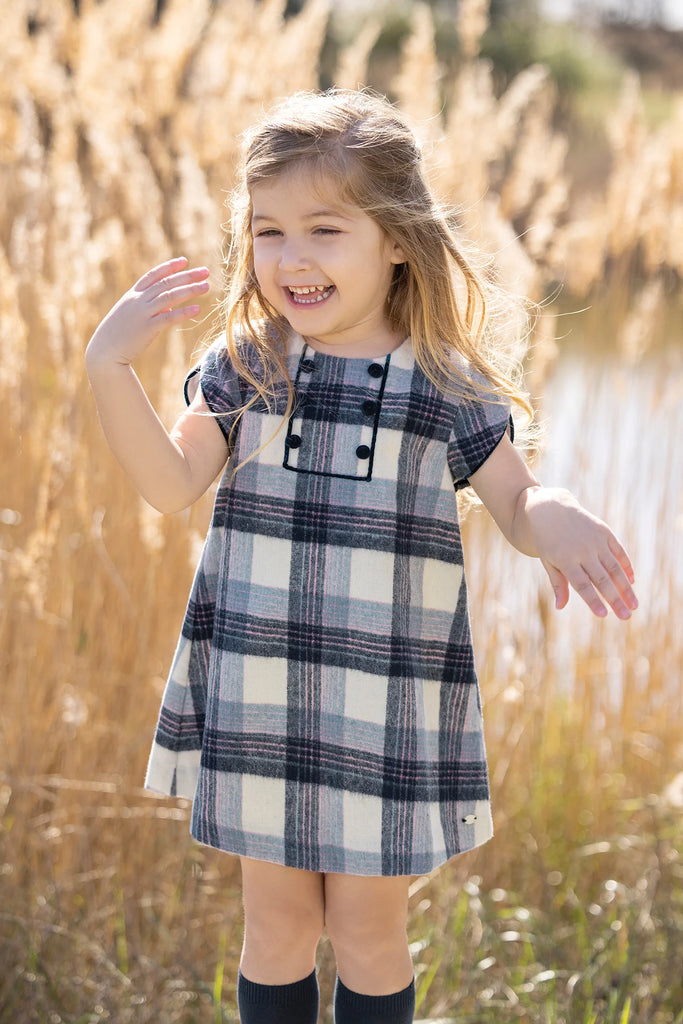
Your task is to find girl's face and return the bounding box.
[250,167,405,358]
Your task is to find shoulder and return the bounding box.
[407,340,506,410]
[447,350,500,398]
[184,334,230,405]
[184,333,253,416]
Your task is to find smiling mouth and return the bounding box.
[287,285,335,305]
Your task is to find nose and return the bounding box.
[277,238,312,272]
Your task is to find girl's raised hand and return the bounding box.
[86,257,210,369]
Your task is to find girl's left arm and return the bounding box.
[468,433,638,620]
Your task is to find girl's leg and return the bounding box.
[324,872,415,1023]
[238,857,324,1024]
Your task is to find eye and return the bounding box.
[253,228,282,238]
[313,227,341,236]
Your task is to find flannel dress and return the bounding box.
[145,332,512,876]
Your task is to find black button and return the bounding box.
[367,363,383,378]
[287,434,302,449]
[362,399,377,416]
[300,358,315,373]
[356,444,371,460]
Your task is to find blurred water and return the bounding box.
[466,348,683,698]
[538,349,683,613]
[540,0,683,29]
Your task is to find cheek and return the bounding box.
[251,251,270,290]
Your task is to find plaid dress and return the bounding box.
[145,333,512,876]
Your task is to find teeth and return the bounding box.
[288,285,333,304]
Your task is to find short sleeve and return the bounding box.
[447,366,514,491]
[183,338,241,445]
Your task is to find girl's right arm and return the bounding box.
[85,257,229,513]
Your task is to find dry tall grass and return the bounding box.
[1,2,681,1022]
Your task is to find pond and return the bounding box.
[465,347,683,703]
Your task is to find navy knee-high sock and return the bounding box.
[333,975,415,1024]
[237,968,319,1024]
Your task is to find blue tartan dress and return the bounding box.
[145,332,512,876]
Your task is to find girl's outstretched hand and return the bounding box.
[86,257,210,368]
[470,437,637,620]
[524,487,638,620]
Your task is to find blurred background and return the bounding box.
[1,0,681,1021]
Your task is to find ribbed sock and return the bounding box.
[333,975,415,1024]
[237,968,319,1024]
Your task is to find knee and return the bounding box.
[325,903,407,962]
[244,896,324,958]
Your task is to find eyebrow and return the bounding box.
[251,207,354,224]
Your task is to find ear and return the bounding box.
[389,239,406,265]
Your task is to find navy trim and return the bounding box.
[282,347,391,482]
[183,364,201,406]
[454,413,514,491]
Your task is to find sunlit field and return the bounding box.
[1,1,681,1022]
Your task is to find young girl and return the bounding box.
[86,90,637,1024]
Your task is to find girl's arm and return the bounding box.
[468,433,638,620]
[85,258,229,513]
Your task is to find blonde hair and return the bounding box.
[219,89,533,455]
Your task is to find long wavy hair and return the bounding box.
[219,89,533,457]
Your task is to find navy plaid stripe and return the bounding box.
[181,603,214,640]
[210,611,475,680]
[216,492,464,561]
[199,731,489,802]
[156,705,204,750]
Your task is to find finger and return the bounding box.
[151,304,202,327]
[607,534,635,586]
[150,279,210,315]
[569,568,609,618]
[542,560,570,610]
[134,256,189,292]
[146,266,210,303]
[597,549,639,612]
[572,556,636,620]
